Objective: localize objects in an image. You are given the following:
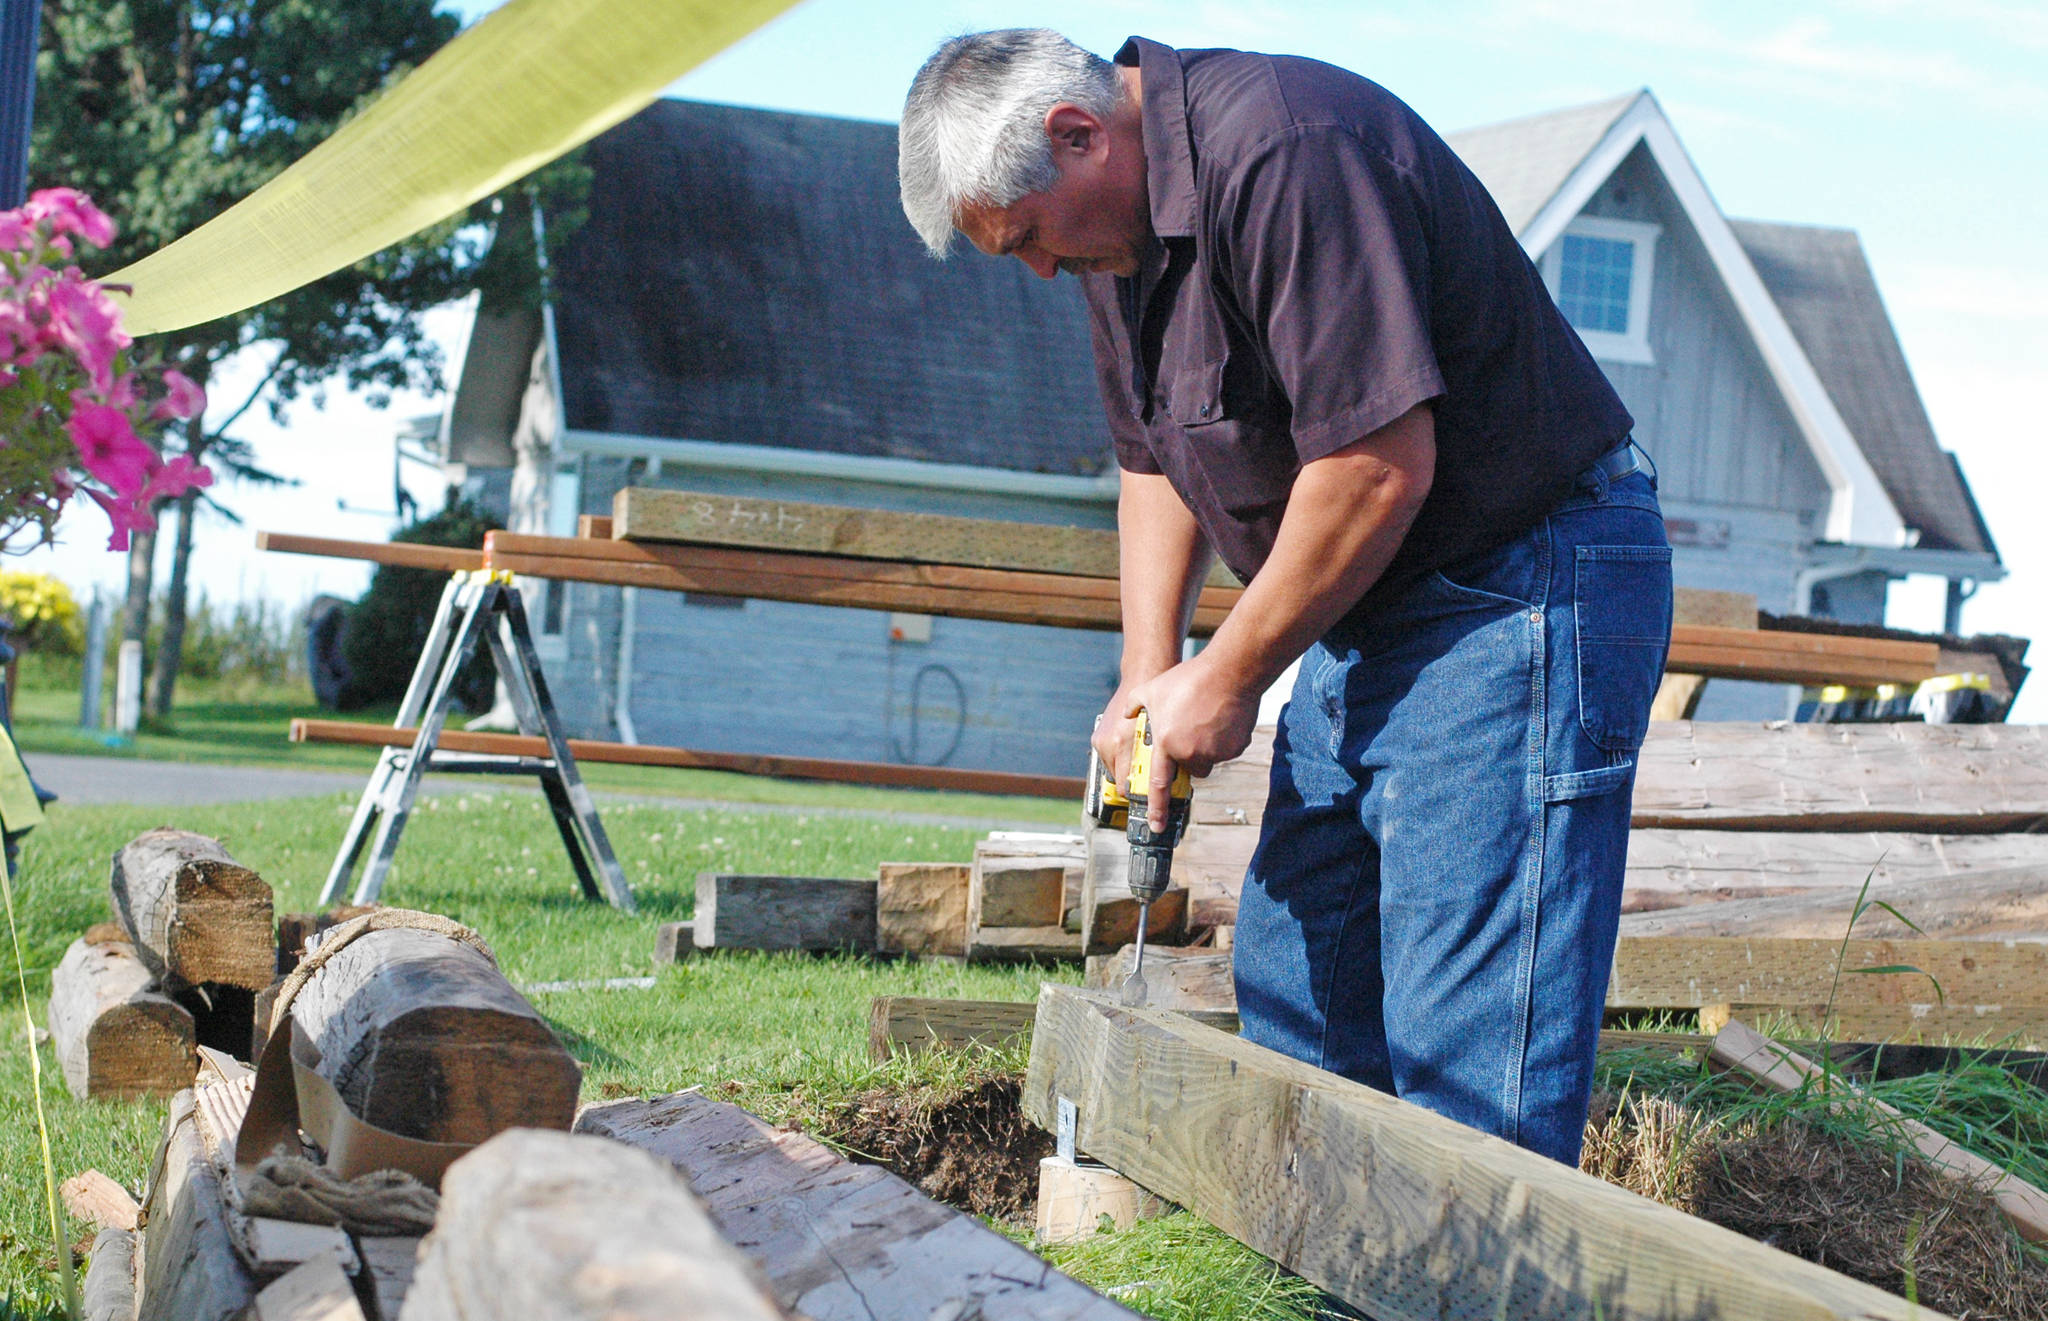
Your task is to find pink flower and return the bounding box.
[150,370,205,422]
[44,272,129,397]
[66,399,154,497]
[26,189,116,249]
[0,210,30,252]
[81,487,154,551]
[137,453,213,504]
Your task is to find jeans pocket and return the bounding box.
[1574,545,1673,752]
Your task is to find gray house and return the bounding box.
[434,89,2000,771]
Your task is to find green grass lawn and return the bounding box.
[0,790,1325,1319]
[7,671,1075,824]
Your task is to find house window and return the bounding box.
[1542,216,1660,366]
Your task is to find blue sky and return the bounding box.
[22,0,2048,711]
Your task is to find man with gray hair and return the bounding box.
[900,31,1671,1166]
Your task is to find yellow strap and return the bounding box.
[0,720,44,833]
[103,0,800,335]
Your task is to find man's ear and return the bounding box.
[1043,102,1104,159]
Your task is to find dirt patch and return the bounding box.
[818,1075,1051,1222]
[1585,1089,2048,1319]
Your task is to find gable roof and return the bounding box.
[545,98,1111,477]
[1729,220,1991,558]
[1447,93,1912,550]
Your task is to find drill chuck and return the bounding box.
[1126,839,1174,902]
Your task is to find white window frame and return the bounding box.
[1542,215,1660,367]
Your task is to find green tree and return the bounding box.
[30,0,584,717]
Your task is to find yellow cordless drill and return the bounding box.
[1087,709,1193,1005]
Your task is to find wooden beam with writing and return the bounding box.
[1023,985,1941,1321]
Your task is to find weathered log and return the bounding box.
[81,1227,137,1321]
[288,926,580,1144]
[402,1128,788,1321]
[111,829,274,991]
[693,873,876,952]
[578,1091,1137,1319]
[875,862,969,956]
[138,1090,259,1321]
[47,936,194,1099]
[275,905,375,976]
[62,1169,139,1233]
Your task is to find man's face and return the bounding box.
[957,157,1149,280]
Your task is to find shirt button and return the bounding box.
[1198,404,1211,417]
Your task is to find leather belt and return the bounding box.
[1576,440,1641,489]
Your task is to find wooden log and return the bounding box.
[1711,1019,2048,1242]
[968,923,1084,961]
[63,1169,139,1233]
[111,829,274,992]
[576,1091,1137,1319]
[875,861,969,957]
[402,1129,787,1321]
[614,486,1239,587]
[47,936,195,1099]
[692,873,876,952]
[1035,1156,1170,1245]
[291,718,1083,801]
[1619,864,2048,940]
[652,920,694,965]
[139,1090,260,1321]
[255,531,482,573]
[1622,830,2048,913]
[288,926,580,1144]
[81,1227,136,1321]
[249,1247,366,1321]
[1700,1002,2048,1048]
[1023,985,1942,1321]
[276,906,376,976]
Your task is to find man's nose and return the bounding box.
[1018,247,1060,280]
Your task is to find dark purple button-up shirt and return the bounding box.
[1085,38,1633,599]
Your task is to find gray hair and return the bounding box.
[898,29,1123,257]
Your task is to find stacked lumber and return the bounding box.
[968,833,1086,960]
[48,830,276,1098]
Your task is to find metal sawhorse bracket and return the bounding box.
[319,570,635,912]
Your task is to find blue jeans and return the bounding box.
[1233,466,1670,1164]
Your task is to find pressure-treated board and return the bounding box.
[576,1090,1138,1319]
[693,874,877,952]
[291,718,1082,800]
[614,486,1239,588]
[1619,863,2048,940]
[1608,936,2048,1009]
[868,995,1239,1061]
[402,1129,788,1321]
[1023,986,1943,1321]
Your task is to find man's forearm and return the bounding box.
[1199,405,1436,696]
[1116,469,1214,681]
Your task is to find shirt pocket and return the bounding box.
[1574,545,1673,753]
[1162,360,1295,515]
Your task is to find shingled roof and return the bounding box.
[1730,220,1993,558]
[1443,92,1640,234]
[546,98,1111,476]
